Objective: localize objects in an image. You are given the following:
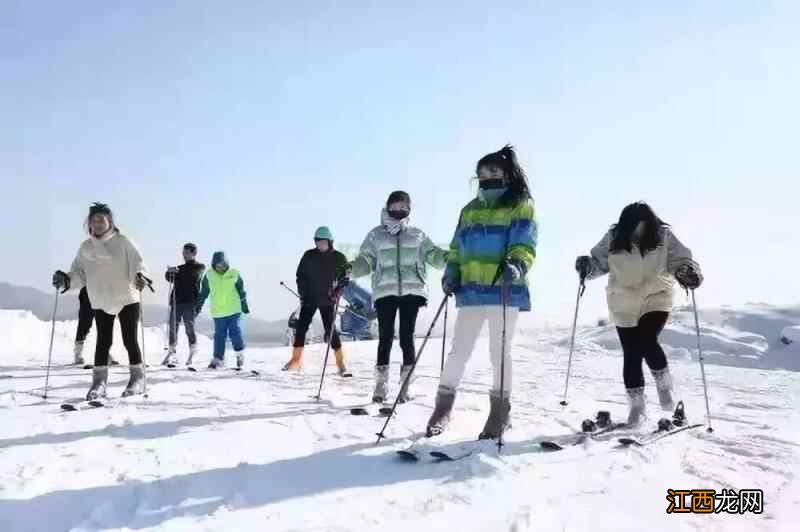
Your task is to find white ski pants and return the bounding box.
[439,306,520,395]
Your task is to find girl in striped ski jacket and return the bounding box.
[426,145,538,440]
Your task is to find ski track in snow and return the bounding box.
[0,309,798,531]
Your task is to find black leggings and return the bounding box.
[616,311,669,389]
[94,303,143,367]
[293,304,341,350]
[375,295,425,366]
[76,288,94,342]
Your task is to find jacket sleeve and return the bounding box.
[505,199,538,275]
[296,252,309,298]
[335,251,349,280]
[444,211,464,284]
[665,229,701,276]
[67,245,87,292]
[196,275,210,310]
[420,232,448,270]
[350,230,377,278]
[194,263,206,293]
[235,274,247,302]
[587,231,612,279]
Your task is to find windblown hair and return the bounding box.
[609,202,668,256]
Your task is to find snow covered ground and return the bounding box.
[0,308,798,531]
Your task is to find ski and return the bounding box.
[350,405,393,417]
[0,375,12,380]
[233,368,260,376]
[396,438,431,461]
[60,401,104,412]
[617,401,700,447]
[539,410,630,451]
[430,440,495,461]
[618,422,703,447]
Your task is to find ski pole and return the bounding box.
[138,274,153,395]
[691,289,713,433]
[440,297,449,375]
[559,277,586,406]
[314,287,342,401]
[280,281,301,299]
[43,288,60,399]
[496,281,511,453]
[376,295,450,445]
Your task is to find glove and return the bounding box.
[575,256,593,280]
[241,300,250,314]
[336,275,350,290]
[501,261,523,284]
[165,266,178,283]
[194,305,203,317]
[52,270,70,293]
[441,274,458,296]
[675,264,703,289]
[135,273,154,292]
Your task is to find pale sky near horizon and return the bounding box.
[3,1,799,324]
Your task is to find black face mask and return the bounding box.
[478,178,505,190]
[388,209,409,221]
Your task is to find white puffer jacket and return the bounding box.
[587,227,700,327]
[67,230,150,315]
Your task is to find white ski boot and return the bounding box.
[86,366,108,400]
[235,350,245,370]
[626,386,646,425]
[651,367,675,411]
[397,364,414,404]
[161,345,178,367]
[372,365,389,403]
[186,344,198,366]
[74,341,86,366]
[208,357,224,369]
[122,364,146,397]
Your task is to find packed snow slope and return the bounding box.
[0,307,797,532]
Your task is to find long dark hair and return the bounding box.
[609,202,668,256]
[476,145,531,204]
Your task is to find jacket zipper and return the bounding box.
[396,235,403,296]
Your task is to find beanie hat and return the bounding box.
[211,251,228,269]
[314,226,334,241]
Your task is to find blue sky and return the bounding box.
[2,1,798,323]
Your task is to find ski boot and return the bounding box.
[397,364,414,404]
[74,341,86,366]
[186,344,198,366]
[282,347,303,371]
[626,386,646,425]
[372,365,389,403]
[235,350,245,370]
[86,366,108,401]
[161,346,178,367]
[478,391,512,440]
[426,385,456,437]
[208,357,224,370]
[122,364,146,397]
[651,367,675,411]
[334,348,350,377]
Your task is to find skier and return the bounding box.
[73,288,120,366]
[162,243,206,367]
[52,202,151,400]
[349,191,448,403]
[575,202,702,424]
[283,227,350,374]
[426,145,537,438]
[195,251,249,369]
